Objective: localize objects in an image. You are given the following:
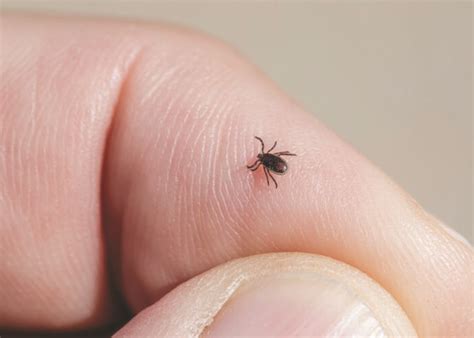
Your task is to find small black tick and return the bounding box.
[247,136,296,188]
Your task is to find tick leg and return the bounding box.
[274,151,296,156]
[246,159,260,169]
[268,170,278,188]
[249,162,262,171]
[255,136,265,153]
[263,167,270,186]
[267,140,277,153]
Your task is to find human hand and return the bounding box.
[1,14,472,337]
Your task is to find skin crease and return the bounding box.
[0,14,472,336]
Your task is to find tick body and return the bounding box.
[247,136,296,188]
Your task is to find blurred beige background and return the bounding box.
[2,1,472,243]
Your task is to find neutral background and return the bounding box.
[2,1,472,243]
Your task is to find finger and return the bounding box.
[1,14,471,336]
[101,20,473,337]
[0,14,139,330]
[114,253,417,337]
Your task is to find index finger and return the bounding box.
[101,19,472,337]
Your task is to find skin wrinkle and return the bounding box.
[128,54,185,178]
[210,103,242,249]
[159,67,207,191]
[213,121,250,261]
[31,73,43,221]
[193,102,224,234]
[138,63,182,107]
[223,117,257,252]
[30,57,38,199]
[181,88,223,268]
[188,98,215,250]
[161,79,192,276]
[196,134,208,241]
[14,110,26,217]
[23,53,49,225]
[208,107,226,222]
[177,71,239,264]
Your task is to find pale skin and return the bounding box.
[0,14,472,336]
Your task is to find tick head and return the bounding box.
[257,153,263,159]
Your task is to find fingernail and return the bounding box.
[205,273,386,337]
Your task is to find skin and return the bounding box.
[0,14,472,336]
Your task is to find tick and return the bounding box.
[247,136,296,188]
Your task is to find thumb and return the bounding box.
[114,253,416,337]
